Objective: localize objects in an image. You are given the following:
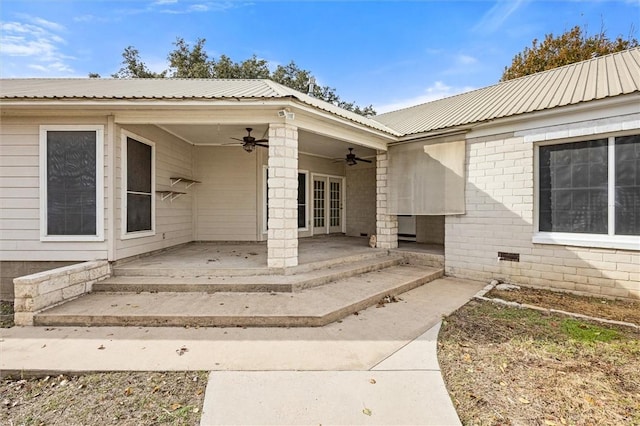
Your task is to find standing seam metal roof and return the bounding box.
[373,47,640,135]
[0,78,399,136]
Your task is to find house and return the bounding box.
[1,48,639,311]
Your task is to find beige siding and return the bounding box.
[445,133,640,300]
[115,125,194,259]
[345,162,376,237]
[194,146,259,241]
[0,116,109,261]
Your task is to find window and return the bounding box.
[122,133,155,238]
[535,134,640,250]
[40,126,104,241]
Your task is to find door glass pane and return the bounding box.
[314,180,325,227]
[615,135,640,235]
[539,139,608,234]
[47,131,97,235]
[330,181,341,227]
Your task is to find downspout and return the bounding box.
[106,115,116,261]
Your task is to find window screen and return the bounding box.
[46,131,97,236]
[539,139,608,234]
[126,137,153,233]
[615,135,640,235]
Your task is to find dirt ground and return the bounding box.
[438,287,640,425]
[488,286,640,325]
[0,371,207,425]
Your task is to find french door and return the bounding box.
[313,175,344,234]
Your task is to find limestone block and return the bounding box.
[14,282,40,298]
[62,282,86,299]
[14,312,34,326]
[32,290,63,311]
[13,297,34,313]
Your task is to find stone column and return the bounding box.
[376,150,398,249]
[267,123,299,268]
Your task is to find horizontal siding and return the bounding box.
[0,116,109,261]
[194,146,258,241]
[114,124,194,260]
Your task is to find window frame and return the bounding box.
[120,130,156,240]
[533,132,640,251]
[39,125,105,242]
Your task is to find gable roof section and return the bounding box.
[373,47,640,136]
[0,78,399,136]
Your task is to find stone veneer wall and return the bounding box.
[13,260,111,325]
[267,124,299,268]
[345,163,376,237]
[1,261,74,300]
[445,134,640,301]
[375,151,398,249]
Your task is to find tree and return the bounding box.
[104,38,375,116]
[112,46,167,78]
[501,25,638,81]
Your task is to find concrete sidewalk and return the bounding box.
[1,277,483,425]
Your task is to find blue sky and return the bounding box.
[1,0,638,112]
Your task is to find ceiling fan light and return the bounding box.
[243,144,254,153]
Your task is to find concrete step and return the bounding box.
[34,265,444,328]
[112,250,392,277]
[96,255,404,293]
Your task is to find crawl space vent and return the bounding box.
[498,252,520,262]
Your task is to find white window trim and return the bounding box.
[39,125,105,242]
[262,166,309,233]
[533,134,640,251]
[120,130,156,240]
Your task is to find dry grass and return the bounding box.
[1,371,208,425]
[438,296,640,426]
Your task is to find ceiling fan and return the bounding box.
[339,148,372,166]
[228,128,268,152]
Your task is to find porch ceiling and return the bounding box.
[158,123,376,160]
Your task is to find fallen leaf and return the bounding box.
[170,403,182,411]
[176,346,188,356]
[544,421,557,426]
[97,345,105,350]
[518,397,530,404]
[193,407,200,413]
[362,408,372,416]
[369,379,376,384]
[584,395,595,405]
[499,381,507,387]
[463,353,472,362]
[124,387,133,396]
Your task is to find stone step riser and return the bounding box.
[34,269,443,328]
[95,258,403,294]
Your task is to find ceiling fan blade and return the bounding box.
[230,137,245,142]
[222,141,242,146]
[355,157,372,163]
[255,143,269,148]
[255,139,269,143]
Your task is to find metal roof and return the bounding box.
[0,78,399,135]
[373,47,640,136]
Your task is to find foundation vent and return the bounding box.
[498,252,520,262]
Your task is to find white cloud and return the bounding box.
[375,81,476,114]
[456,54,478,65]
[0,16,74,76]
[473,0,528,34]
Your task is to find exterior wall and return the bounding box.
[416,216,444,245]
[115,125,194,259]
[0,116,110,262]
[193,145,259,241]
[445,116,640,300]
[345,162,376,237]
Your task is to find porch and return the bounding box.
[29,236,446,327]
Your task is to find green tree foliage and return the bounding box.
[108,38,374,116]
[501,25,639,81]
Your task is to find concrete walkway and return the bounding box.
[1,277,484,425]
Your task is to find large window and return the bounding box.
[122,133,155,238]
[536,134,639,249]
[40,126,104,241]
